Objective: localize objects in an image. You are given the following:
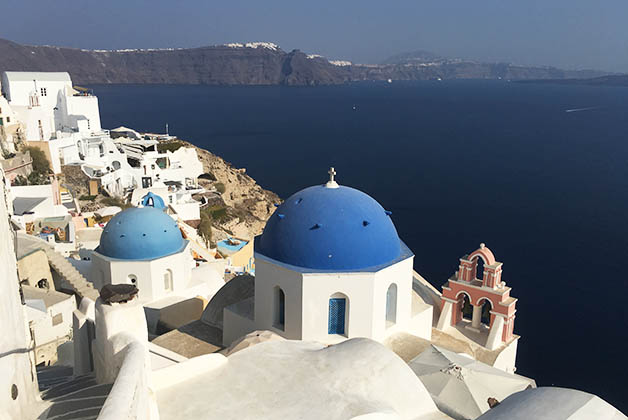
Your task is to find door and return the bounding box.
[328,298,346,334]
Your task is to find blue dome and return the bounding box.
[97,207,186,260]
[141,192,166,210]
[256,185,404,271]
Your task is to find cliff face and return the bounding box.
[181,140,280,240]
[0,39,348,86]
[0,38,611,86]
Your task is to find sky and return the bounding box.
[2,0,627,72]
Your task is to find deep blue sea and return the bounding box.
[92,80,628,411]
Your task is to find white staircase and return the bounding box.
[60,191,74,204]
[44,247,100,301]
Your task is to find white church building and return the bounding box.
[223,169,433,345]
[84,199,222,302]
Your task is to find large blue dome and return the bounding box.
[97,207,186,260]
[256,185,405,271]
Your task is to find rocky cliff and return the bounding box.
[0,38,612,86]
[0,39,349,86]
[181,140,280,240]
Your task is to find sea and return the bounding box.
[91,80,628,411]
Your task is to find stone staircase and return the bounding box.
[37,365,112,420]
[60,191,74,204]
[44,248,100,301]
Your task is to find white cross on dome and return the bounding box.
[326,167,339,188]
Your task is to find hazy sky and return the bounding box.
[3,0,627,72]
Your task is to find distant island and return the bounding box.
[517,74,628,87]
[0,38,615,86]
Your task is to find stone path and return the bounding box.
[36,365,112,420]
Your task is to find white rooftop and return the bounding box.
[155,338,451,420]
[3,71,72,83]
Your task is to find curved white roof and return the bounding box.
[476,387,626,420]
[155,338,449,420]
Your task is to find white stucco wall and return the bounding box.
[0,173,39,420]
[492,337,519,374]
[60,94,101,133]
[89,243,194,303]
[229,255,430,347]
[301,271,376,342]
[26,293,76,347]
[371,257,414,341]
[12,105,53,141]
[93,297,149,384]
[253,257,304,339]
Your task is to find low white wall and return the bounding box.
[73,298,95,376]
[97,339,154,420]
[492,338,518,374]
[92,296,159,420]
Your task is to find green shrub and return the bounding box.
[209,206,227,221]
[157,141,185,153]
[79,195,97,201]
[27,171,48,185]
[13,175,28,186]
[214,182,226,194]
[199,172,217,181]
[197,211,212,245]
[101,196,132,209]
[24,146,50,176]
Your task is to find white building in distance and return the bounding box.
[1,72,101,140]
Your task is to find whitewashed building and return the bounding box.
[1,71,101,138]
[1,71,103,173]
[10,183,69,227]
[23,285,76,366]
[116,138,203,189]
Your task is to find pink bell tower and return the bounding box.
[436,244,517,350]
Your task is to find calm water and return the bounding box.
[92,81,628,411]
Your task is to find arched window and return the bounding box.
[273,286,285,330]
[479,298,493,325]
[386,283,397,327]
[459,293,473,321]
[328,293,349,336]
[474,257,485,282]
[163,269,173,292]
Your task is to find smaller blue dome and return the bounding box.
[141,192,166,210]
[97,207,186,260]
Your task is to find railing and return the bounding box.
[98,339,150,420]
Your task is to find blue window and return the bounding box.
[328,298,346,334]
